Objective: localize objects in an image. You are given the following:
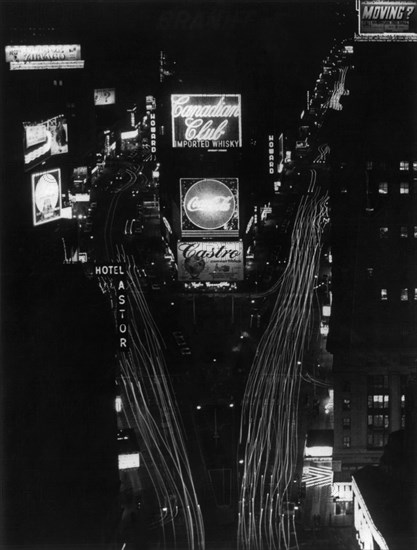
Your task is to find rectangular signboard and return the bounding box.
[10,60,85,70]
[23,114,68,171]
[94,88,116,106]
[171,94,242,149]
[177,241,244,282]
[180,177,239,238]
[5,44,82,63]
[31,168,62,226]
[357,0,417,39]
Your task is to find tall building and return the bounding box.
[327,42,417,475]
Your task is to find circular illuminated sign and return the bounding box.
[184,179,235,230]
[35,172,59,216]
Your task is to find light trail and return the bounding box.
[101,246,205,549]
[237,183,329,550]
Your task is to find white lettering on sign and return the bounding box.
[179,242,241,260]
[94,265,126,276]
[362,4,413,19]
[172,95,240,118]
[187,195,233,213]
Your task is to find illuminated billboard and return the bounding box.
[94,88,116,105]
[180,178,239,238]
[177,241,244,282]
[31,168,62,226]
[356,0,417,40]
[171,94,242,149]
[5,44,84,69]
[23,114,68,171]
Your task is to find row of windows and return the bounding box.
[368,394,389,409]
[378,182,413,194]
[379,227,417,238]
[367,161,417,171]
[380,288,417,301]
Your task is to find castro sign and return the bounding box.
[181,178,239,237]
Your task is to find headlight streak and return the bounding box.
[237,183,329,550]
[100,245,205,549]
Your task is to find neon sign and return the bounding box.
[171,94,242,148]
[180,178,239,237]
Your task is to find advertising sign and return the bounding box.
[94,88,116,105]
[23,114,68,171]
[5,44,84,69]
[5,44,81,62]
[171,94,242,148]
[31,168,62,226]
[180,178,239,238]
[177,241,244,282]
[357,0,417,39]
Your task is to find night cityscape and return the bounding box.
[1,1,417,549]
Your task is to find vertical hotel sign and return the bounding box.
[171,94,242,148]
[356,0,417,40]
[94,265,129,351]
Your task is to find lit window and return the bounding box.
[383,395,389,408]
[400,161,409,171]
[378,182,388,194]
[379,227,389,238]
[343,417,351,428]
[400,226,408,238]
[415,289,417,300]
[400,182,409,194]
[366,161,373,170]
[373,395,384,408]
[374,414,383,427]
[343,398,351,411]
[343,436,351,448]
[413,161,417,171]
[401,288,409,301]
[401,394,406,408]
[381,289,388,301]
[384,415,389,428]
[367,414,373,426]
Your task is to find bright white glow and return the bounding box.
[229,403,235,408]
[239,459,244,464]
[115,396,122,413]
[196,405,202,410]
[305,445,333,457]
[322,305,331,317]
[121,129,138,140]
[118,453,140,470]
[352,476,389,550]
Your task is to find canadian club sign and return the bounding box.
[177,241,244,282]
[180,178,239,238]
[171,94,242,148]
